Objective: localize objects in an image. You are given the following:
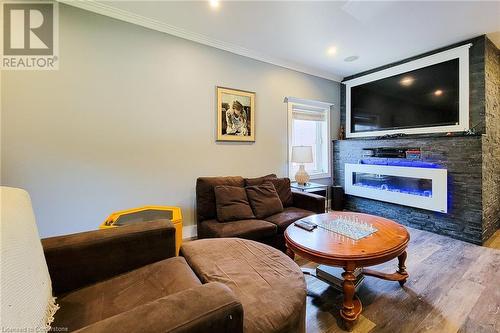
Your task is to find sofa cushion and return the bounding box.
[53,257,201,332]
[196,176,245,222]
[244,173,277,186]
[181,238,307,333]
[214,185,255,222]
[198,219,277,239]
[246,182,284,219]
[265,207,314,233]
[266,178,293,207]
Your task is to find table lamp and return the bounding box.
[291,146,313,185]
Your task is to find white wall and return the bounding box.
[1,4,340,238]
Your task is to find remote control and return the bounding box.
[294,221,317,231]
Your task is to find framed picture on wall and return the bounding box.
[217,87,255,142]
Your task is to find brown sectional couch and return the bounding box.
[44,220,306,332]
[196,175,326,250]
[45,220,243,332]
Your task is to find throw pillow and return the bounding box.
[266,178,293,207]
[214,185,255,222]
[246,182,284,219]
[244,174,277,186]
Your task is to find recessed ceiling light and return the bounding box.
[327,46,337,56]
[434,89,443,96]
[400,76,414,86]
[209,0,219,9]
[344,56,359,62]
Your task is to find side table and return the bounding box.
[100,206,183,255]
[290,182,329,212]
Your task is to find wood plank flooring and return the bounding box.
[298,227,500,333]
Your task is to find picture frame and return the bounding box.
[217,86,255,142]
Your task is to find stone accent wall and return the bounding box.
[333,137,483,244]
[482,37,500,242]
[336,35,499,245]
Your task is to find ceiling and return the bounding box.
[63,1,500,81]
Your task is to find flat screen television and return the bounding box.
[345,45,470,138]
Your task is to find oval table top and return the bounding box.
[284,212,409,265]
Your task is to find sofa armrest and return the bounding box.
[292,190,326,214]
[74,282,244,333]
[42,220,176,295]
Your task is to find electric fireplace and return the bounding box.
[345,163,447,213]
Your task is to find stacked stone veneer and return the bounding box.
[482,37,500,242]
[335,35,499,245]
[334,137,483,244]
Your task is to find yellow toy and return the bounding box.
[101,206,183,255]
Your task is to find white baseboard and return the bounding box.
[183,225,198,240]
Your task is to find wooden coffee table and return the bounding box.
[284,212,410,330]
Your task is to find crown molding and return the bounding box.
[284,97,334,109]
[58,0,343,82]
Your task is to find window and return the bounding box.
[286,98,332,179]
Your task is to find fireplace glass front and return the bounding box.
[345,163,447,213]
[352,173,433,198]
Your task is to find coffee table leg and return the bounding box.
[397,251,409,286]
[341,264,362,330]
[362,249,410,287]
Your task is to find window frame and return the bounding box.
[286,97,333,180]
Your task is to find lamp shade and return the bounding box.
[291,146,313,163]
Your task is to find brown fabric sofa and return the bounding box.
[44,220,243,333]
[44,220,306,333]
[196,175,326,250]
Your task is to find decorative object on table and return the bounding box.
[302,215,378,240]
[216,86,255,142]
[101,205,183,255]
[291,145,313,185]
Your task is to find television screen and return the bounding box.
[350,59,459,133]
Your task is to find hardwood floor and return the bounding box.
[297,227,500,333]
